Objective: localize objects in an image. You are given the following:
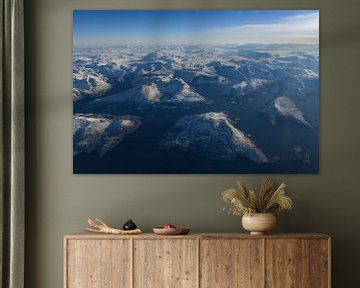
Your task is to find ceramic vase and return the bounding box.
[242,213,276,235]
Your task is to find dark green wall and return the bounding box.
[25,0,360,287]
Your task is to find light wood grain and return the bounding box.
[133,239,198,288]
[310,239,330,288]
[265,239,310,288]
[200,239,264,288]
[66,239,131,288]
[64,233,331,288]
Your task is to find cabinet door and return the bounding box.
[66,239,131,288]
[265,239,315,288]
[309,239,330,288]
[200,239,264,288]
[134,239,198,288]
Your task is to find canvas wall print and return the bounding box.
[73,10,319,174]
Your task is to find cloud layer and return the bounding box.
[201,12,319,45]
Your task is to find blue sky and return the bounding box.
[73,10,319,46]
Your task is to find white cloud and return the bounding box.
[205,12,319,45]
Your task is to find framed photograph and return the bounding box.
[73,10,319,174]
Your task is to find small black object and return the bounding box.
[123,219,137,230]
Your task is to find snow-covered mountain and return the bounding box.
[73,67,112,101]
[73,114,141,156]
[73,44,319,173]
[292,145,311,165]
[89,84,161,108]
[88,77,206,108]
[158,78,206,105]
[73,44,319,103]
[173,69,227,85]
[232,78,271,96]
[159,112,269,164]
[261,96,313,129]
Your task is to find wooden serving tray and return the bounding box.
[153,227,190,235]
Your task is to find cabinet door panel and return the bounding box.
[66,239,131,288]
[265,239,310,288]
[134,239,198,288]
[200,239,264,288]
[310,239,330,288]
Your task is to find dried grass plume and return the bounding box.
[222,178,294,216]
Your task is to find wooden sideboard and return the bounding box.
[64,233,330,288]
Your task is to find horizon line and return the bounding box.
[73,42,319,48]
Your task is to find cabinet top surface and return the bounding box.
[64,232,330,240]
